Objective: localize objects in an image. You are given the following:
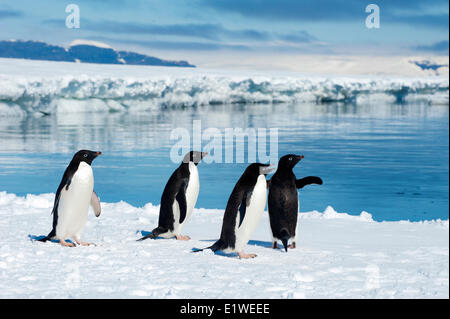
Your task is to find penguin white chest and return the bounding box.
[56,162,94,239]
[234,174,267,252]
[185,162,200,219]
[172,162,199,234]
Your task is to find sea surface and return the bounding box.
[0,102,448,222]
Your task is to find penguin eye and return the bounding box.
[289,157,292,161]
[83,154,88,158]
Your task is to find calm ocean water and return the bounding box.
[0,102,448,222]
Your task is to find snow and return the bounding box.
[0,191,447,298]
[68,40,113,49]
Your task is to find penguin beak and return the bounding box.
[201,151,208,159]
[94,151,102,158]
[294,155,304,164]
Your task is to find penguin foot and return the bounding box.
[288,242,296,249]
[238,252,257,259]
[175,234,191,241]
[74,237,95,246]
[272,242,278,249]
[59,240,76,247]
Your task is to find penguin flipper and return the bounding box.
[91,191,101,217]
[238,189,253,227]
[65,177,72,191]
[176,183,188,224]
[296,176,323,189]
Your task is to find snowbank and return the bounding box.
[0,191,448,298]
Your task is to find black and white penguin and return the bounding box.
[138,151,208,241]
[195,163,274,259]
[268,154,323,252]
[39,150,102,247]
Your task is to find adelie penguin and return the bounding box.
[39,150,102,247]
[138,151,208,241]
[268,154,323,252]
[194,163,274,259]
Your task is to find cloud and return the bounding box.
[69,19,270,41]
[279,31,317,43]
[386,14,449,30]
[43,18,317,45]
[200,0,449,29]
[414,40,449,53]
[87,36,252,51]
[0,9,22,19]
[85,34,331,54]
[200,0,359,21]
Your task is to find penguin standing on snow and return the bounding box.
[195,163,274,259]
[39,150,102,247]
[138,151,208,241]
[268,154,322,252]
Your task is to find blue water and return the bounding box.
[0,103,448,222]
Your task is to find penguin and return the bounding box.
[39,150,102,247]
[194,163,274,259]
[138,151,208,241]
[268,154,323,252]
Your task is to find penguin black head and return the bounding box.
[244,163,275,178]
[71,150,102,166]
[183,151,208,165]
[278,154,304,171]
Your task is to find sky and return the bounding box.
[0,0,448,68]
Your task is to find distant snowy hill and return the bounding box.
[0,40,195,67]
[410,60,449,75]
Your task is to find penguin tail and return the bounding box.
[38,230,56,242]
[137,227,166,241]
[192,239,224,253]
[209,240,225,252]
[280,229,290,252]
[38,236,49,242]
[136,234,156,241]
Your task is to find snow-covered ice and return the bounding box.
[0,191,447,298]
[0,58,448,117]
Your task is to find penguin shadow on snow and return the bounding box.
[28,234,76,246]
[190,245,239,258]
[247,240,274,248]
[192,239,275,258]
[196,238,276,248]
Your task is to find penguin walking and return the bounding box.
[39,150,102,247]
[195,163,274,259]
[268,154,322,252]
[138,151,208,241]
